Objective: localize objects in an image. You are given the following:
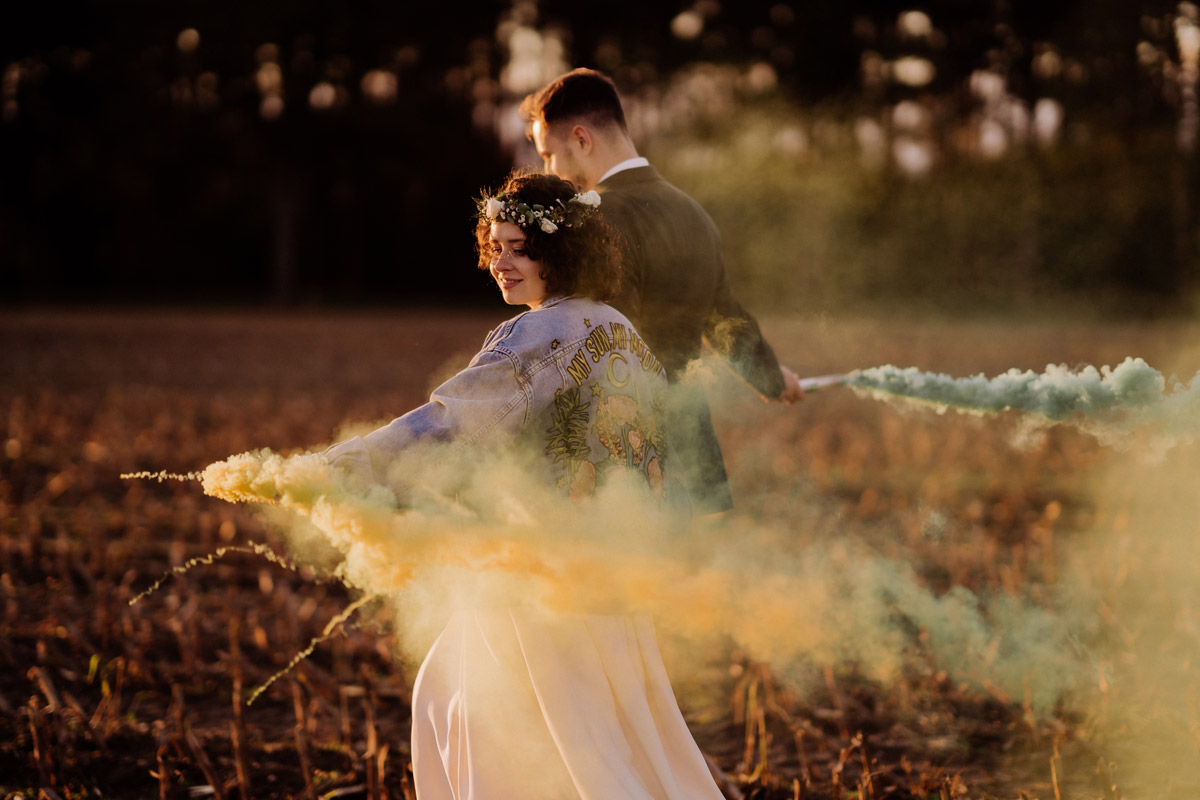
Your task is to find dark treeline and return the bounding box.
[0,0,1193,308]
[1,1,507,305]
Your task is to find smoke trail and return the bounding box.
[846,357,1200,450]
[190,351,1200,725]
[848,357,1164,418]
[199,447,1090,715]
[1053,419,1200,796]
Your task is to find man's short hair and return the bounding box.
[519,68,628,136]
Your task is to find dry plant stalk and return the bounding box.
[1051,736,1064,800]
[738,671,771,783]
[377,745,391,800]
[27,697,52,787]
[362,678,381,800]
[293,681,316,799]
[62,689,108,751]
[182,727,227,800]
[340,685,354,753]
[156,735,170,800]
[29,665,61,711]
[399,762,417,800]
[823,665,850,741]
[230,621,254,800]
[762,667,816,781]
[104,656,127,735]
[854,732,875,800]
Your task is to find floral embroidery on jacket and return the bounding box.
[545,383,665,504]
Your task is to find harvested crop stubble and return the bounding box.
[3,309,1199,798]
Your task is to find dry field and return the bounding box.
[3,308,1199,800]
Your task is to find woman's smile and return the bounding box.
[489,221,548,308]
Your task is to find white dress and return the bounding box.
[410,608,725,800]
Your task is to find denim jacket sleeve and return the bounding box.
[323,328,531,489]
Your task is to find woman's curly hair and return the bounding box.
[475,170,622,302]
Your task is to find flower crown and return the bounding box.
[480,189,602,234]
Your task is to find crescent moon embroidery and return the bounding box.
[607,352,630,388]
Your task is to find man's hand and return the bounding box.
[774,365,806,405]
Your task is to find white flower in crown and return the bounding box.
[479,187,599,233]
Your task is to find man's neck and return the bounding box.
[583,135,640,189]
[596,156,651,186]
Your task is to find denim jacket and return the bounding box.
[324,296,671,507]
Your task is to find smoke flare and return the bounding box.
[844,357,1200,451]
[847,357,1166,419]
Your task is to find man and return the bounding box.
[520,68,805,514]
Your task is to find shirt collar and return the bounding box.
[597,156,650,185]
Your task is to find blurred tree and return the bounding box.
[0,0,1195,307]
[1,0,510,305]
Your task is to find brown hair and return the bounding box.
[518,68,628,137]
[475,170,622,302]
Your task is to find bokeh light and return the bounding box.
[891,99,928,132]
[1033,46,1063,79]
[742,62,777,93]
[255,62,282,95]
[499,25,566,94]
[897,10,933,40]
[195,72,219,111]
[3,63,18,122]
[260,94,284,120]
[671,10,704,41]
[1034,97,1064,146]
[893,136,935,176]
[361,69,398,105]
[891,56,935,87]
[176,28,200,54]
[309,81,337,111]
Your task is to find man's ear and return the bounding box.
[570,124,594,154]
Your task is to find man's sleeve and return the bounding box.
[704,268,787,399]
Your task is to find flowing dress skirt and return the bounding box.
[410,608,725,800]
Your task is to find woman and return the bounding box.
[325,171,723,800]
[323,171,667,512]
